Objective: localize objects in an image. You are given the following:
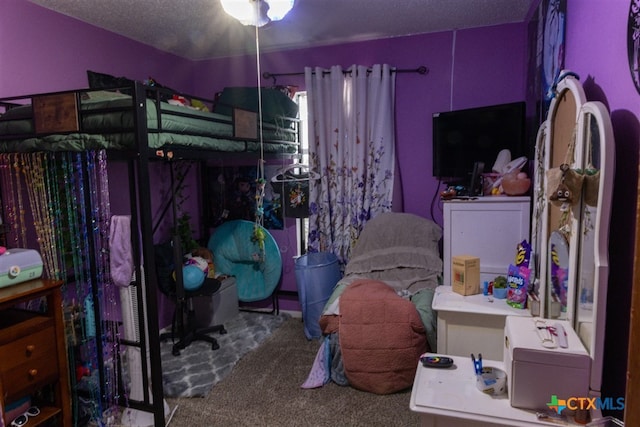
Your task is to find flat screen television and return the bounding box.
[432,101,527,180]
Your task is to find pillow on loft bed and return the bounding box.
[207,220,282,302]
[213,87,299,124]
[86,70,178,102]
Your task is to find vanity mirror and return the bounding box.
[532,71,615,398]
[533,71,586,321]
[572,101,615,394]
[548,230,569,317]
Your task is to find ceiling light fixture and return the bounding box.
[220,0,295,27]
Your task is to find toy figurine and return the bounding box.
[550,164,573,204]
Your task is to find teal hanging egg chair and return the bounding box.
[208,220,282,302]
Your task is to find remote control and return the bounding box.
[553,323,568,348]
[420,355,454,368]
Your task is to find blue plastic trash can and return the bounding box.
[294,252,342,339]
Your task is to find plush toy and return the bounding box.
[191,99,210,112]
[549,164,577,210]
[185,255,209,275]
[191,246,215,278]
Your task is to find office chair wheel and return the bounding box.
[172,346,181,357]
[211,341,220,351]
[220,327,227,335]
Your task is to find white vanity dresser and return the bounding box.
[412,71,616,426]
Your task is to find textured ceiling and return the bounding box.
[28,0,535,60]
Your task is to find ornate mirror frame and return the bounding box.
[531,120,548,299]
[532,71,615,397]
[571,100,615,394]
[533,71,586,318]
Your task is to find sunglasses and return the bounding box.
[11,407,40,427]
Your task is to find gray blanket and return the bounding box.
[322,212,442,352]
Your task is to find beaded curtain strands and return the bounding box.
[72,151,120,422]
[0,151,117,422]
[0,154,19,247]
[45,152,67,281]
[85,150,120,411]
[60,151,114,424]
[22,153,61,279]
[13,154,28,247]
[0,153,28,247]
[61,152,98,420]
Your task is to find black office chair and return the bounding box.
[156,240,227,356]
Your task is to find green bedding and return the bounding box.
[0,93,298,153]
[0,132,296,153]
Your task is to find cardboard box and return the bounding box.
[451,255,480,295]
[504,316,590,411]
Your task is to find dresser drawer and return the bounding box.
[0,326,58,372]
[1,354,59,402]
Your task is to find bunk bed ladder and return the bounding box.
[122,81,166,426]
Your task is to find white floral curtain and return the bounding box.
[304,64,396,264]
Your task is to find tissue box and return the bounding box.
[504,316,590,410]
[0,249,43,288]
[451,255,480,295]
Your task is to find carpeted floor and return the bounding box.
[161,311,290,397]
[165,317,420,426]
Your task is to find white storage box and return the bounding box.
[194,276,239,327]
[0,249,43,288]
[503,316,590,411]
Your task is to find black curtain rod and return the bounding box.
[262,66,428,83]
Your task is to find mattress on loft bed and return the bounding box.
[0,91,298,153]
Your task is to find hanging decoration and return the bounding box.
[221,0,295,255]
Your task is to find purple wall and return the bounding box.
[564,0,640,413]
[192,26,527,311]
[192,26,526,223]
[3,0,638,409]
[0,1,194,96]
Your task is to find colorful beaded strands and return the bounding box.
[61,150,118,423]
[0,150,117,424]
[21,152,61,279]
[0,153,28,248]
[85,150,120,415]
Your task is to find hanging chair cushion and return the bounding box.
[208,220,282,302]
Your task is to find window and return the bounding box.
[294,91,308,255]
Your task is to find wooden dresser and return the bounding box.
[0,279,71,426]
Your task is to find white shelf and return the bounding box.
[432,285,532,317]
[433,286,530,361]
